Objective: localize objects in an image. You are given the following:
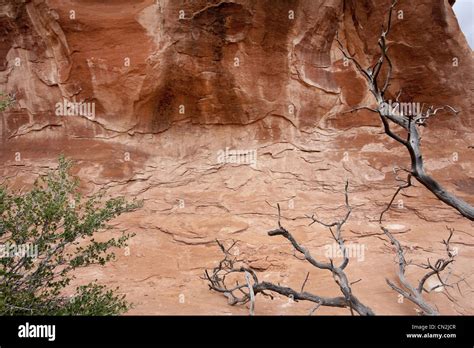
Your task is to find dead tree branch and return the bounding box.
[382,226,462,315]
[379,168,412,223]
[205,182,374,316]
[337,0,474,220]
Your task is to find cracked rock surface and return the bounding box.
[0,0,473,314]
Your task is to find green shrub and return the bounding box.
[0,92,14,112]
[0,156,142,315]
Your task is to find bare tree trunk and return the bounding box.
[407,122,474,220]
[337,0,474,221]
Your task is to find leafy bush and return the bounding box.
[0,92,14,112]
[0,156,142,315]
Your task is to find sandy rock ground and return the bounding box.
[1,121,473,315]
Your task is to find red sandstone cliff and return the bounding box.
[0,0,473,314]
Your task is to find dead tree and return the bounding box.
[205,182,464,315]
[205,0,468,316]
[382,226,465,315]
[337,0,474,220]
[204,181,375,316]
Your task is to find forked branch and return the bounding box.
[337,0,474,220]
[382,226,462,315]
[205,182,374,316]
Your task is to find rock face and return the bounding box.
[1,0,473,315]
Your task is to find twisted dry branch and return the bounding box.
[382,226,464,315]
[204,182,374,316]
[337,0,474,220]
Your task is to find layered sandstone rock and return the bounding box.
[0,0,473,314]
